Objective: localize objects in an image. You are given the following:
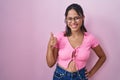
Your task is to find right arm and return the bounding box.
[46,33,58,68]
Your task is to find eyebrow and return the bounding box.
[67,15,80,17]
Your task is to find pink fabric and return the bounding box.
[55,32,99,70]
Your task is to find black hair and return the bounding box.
[64,3,87,36]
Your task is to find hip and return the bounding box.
[53,65,88,80]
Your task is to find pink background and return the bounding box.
[0,0,120,80]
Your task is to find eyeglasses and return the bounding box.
[66,16,83,23]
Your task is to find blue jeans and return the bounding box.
[53,65,88,80]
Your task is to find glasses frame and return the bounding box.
[66,16,83,23]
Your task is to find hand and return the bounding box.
[85,68,92,79]
[48,32,57,49]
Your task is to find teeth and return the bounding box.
[72,25,77,28]
[72,26,76,28]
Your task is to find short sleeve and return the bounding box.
[54,32,64,48]
[90,34,99,48]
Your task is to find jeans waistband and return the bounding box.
[56,65,86,77]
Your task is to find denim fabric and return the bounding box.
[53,65,88,80]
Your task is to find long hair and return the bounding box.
[64,3,87,36]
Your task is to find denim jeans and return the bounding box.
[53,65,88,80]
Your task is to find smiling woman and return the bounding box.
[1,0,120,80]
[46,3,106,80]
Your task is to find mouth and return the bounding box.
[71,24,78,28]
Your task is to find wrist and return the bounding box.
[88,71,93,78]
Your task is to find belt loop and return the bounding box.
[77,70,79,76]
[77,70,82,80]
[64,69,66,76]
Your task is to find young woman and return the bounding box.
[46,3,106,80]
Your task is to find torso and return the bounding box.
[56,31,98,72]
[60,33,84,72]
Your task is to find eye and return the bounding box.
[67,17,72,20]
[66,16,82,23]
[74,17,80,20]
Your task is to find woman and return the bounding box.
[46,3,106,80]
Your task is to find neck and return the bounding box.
[71,30,83,37]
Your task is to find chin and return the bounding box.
[71,28,80,32]
[71,27,80,30]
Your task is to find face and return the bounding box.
[66,9,84,32]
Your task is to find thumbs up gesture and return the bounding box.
[48,32,57,49]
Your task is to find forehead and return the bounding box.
[67,9,79,17]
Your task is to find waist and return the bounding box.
[57,59,86,70]
[55,65,86,76]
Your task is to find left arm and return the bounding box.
[88,45,106,78]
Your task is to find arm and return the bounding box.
[88,45,106,78]
[46,33,58,68]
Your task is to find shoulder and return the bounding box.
[84,32,99,43]
[84,32,99,47]
[84,32,97,39]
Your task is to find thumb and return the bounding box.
[50,32,54,40]
[51,32,54,37]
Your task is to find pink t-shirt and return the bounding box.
[55,32,99,70]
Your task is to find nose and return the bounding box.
[71,18,76,23]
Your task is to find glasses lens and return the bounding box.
[66,16,82,22]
